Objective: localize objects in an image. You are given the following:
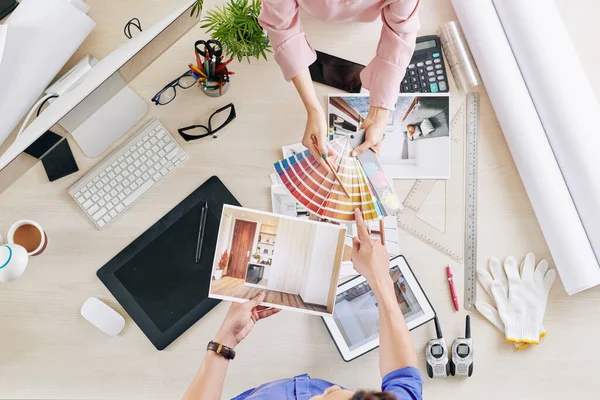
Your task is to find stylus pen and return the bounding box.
[195,201,208,264]
[446,265,460,311]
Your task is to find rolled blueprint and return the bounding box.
[438,21,481,92]
[0,0,95,147]
[451,0,600,294]
[491,0,600,280]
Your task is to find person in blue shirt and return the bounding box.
[183,209,422,400]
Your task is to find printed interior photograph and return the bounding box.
[332,266,425,351]
[328,94,450,179]
[209,205,346,316]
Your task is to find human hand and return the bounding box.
[214,292,281,349]
[351,208,392,291]
[352,107,389,156]
[302,106,329,165]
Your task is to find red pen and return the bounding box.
[446,265,459,311]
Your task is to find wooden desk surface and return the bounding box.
[2,0,600,398]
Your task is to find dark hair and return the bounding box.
[351,390,397,400]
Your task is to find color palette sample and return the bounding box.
[274,135,400,223]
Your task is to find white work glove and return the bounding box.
[476,254,554,346]
[491,253,555,344]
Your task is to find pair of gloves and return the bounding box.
[476,253,556,349]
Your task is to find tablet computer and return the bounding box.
[323,255,435,361]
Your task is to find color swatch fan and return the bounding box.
[274,133,401,223]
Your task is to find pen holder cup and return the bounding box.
[201,80,230,98]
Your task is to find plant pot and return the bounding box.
[214,269,223,280]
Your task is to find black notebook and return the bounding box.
[97,176,241,350]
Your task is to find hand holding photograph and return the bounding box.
[209,205,347,316]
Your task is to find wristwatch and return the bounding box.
[207,341,236,360]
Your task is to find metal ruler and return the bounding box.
[464,92,480,311]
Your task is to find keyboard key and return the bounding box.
[88,204,100,215]
[164,142,176,152]
[418,68,424,74]
[432,52,440,58]
[84,192,92,199]
[435,64,442,69]
[98,199,106,207]
[408,63,415,69]
[102,215,111,224]
[426,66,433,71]
[416,62,424,67]
[98,190,106,197]
[97,220,106,228]
[110,189,117,197]
[438,81,447,91]
[436,70,443,75]
[161,168,168,176]
[131,183,139,191]
[76,196,85,204]
[429,77,436,82]
[156,130,166,139]
[82,199,94,209]
[86,181,94,188]
[430,82,439,93]
[150,137,158,144]
[153,173,162,181]
[425,60,433,65]
[118,193,126,201]
[434,58,441,63]
[109,210,118,218]
[104,184,111,192]
[437,75,445,80]
[116,176,124,183]
[428,72,435,77]
[124,188,132,195]
[154,126,162,132]
[123,180,155,207]
[112,198,120,205]
[411,83,418,90]
[166,149,181,160]
[92,194,100,202]
[134,170,142,178]
[116,204,125,212]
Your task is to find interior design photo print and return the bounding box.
[209,205,346,316]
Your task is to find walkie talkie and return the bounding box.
[426,316,450,378]
[451,315,474,377]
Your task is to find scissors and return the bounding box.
[195,39,223,62]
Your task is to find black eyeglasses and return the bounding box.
[151,70,198,105]
[178,103,236,142]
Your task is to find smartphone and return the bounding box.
[309,51,365,93]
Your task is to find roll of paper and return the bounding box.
[0,0,95,147]
[451,0,600,294]
[491,0,600,276]
[438,21,481,92]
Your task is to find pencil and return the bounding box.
[310,134,351,197]
[379,219,386,246]
[189,64,207,79]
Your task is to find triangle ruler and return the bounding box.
[396,104,465,263]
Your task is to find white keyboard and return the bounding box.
[69,119,188,229]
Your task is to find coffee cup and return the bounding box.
[7,220,48,256]
[0,244,28,283]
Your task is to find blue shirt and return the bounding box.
[231,367,423,400]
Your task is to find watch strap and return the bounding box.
[207,340,236,360]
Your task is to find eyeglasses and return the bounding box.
[151,70,198,105]
[178,103,236,142]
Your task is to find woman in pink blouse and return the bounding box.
[259,0,421,160]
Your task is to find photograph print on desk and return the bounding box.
[209,205,346,316]
[328,93,451,179]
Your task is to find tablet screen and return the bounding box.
[332,266,425,351]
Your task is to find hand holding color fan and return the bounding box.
[274,132,402,223]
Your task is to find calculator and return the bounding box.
[401,35,449,94]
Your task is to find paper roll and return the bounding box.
[491,0,600,275]
[439,21,481,92]
[451,0,600,294]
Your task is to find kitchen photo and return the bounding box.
[328,93,450,179]
[209,205,346,316]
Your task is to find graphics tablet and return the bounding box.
[97,176,240,350]
[323,256,435,361]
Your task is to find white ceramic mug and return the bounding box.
[7,220,48,256]
[0,244,29,283]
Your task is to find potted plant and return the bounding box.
[215,250,228,280]
[252,253,261,263]
[196,0,271,62]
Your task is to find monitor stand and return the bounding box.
[58,71,147,158]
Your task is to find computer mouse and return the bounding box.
[80,297,125,336]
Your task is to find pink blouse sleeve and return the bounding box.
[259,0,317,81]
[360,0,421,110]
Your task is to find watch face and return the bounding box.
[457,344,470,357]
[431,344,444,358]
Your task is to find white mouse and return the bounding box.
[80,297,125,336]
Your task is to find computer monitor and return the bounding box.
[0,0,199,193]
